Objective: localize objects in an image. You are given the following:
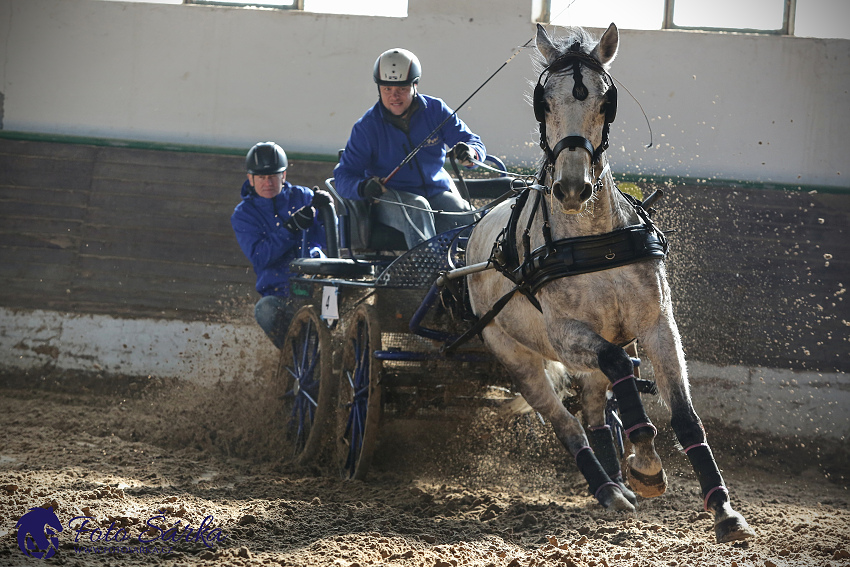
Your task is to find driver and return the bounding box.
[333,48,486,249]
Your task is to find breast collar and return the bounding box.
[491,187,668,300]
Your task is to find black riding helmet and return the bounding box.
[246,142,288,175]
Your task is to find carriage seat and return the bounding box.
[325,152,514,254]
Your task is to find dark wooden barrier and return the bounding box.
[1,137,846,373]
[0,138,334,322]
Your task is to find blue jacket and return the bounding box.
[231,179,326,297]
[333,93,486,200]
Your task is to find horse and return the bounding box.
[464,23,755,543]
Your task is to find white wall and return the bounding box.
[2,307,847,440]
[1,0,848,188]
[0,307,279,386]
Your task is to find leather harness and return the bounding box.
[443,187,668,354]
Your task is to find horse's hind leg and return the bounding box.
[580,370,637,506]
[485,328,634,512]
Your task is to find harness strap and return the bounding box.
[552,136,595,161]
[520,225,667,295]
[443,285,522,355]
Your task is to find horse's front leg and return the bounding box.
[640,318,756,543]
[483,326,634,512]
[549,320,666,498]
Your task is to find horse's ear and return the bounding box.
[592,22,619,67]
[535,23,559,65]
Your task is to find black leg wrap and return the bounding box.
[587,426,622,480]
[684,444,728,510]
[598,343,634,379]
[611,376,656,442]
[575,447,616,502]
[671,413,706,449]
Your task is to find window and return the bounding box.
[544,0,850,39]
[794,0,850,39]
[187,0,407,17]
[549,0,665,31]
[666,0,788,34]
[304,0,406,17]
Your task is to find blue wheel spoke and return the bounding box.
[300,390,318,408]
[299,319,314,371]
[341,316,375,478]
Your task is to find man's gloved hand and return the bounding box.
[451,142,477,167]
[311,188,332,209]
[358,177,386,200]
[283,205,315,232]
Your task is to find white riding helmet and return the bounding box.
[373,48,421,86]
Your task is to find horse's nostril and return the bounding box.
[553,183,565,202]
[580,183,593,202]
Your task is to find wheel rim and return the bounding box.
[338,305,381,480]
[342,318,370,476]
[277,306,333,465]
[283,316,321,456]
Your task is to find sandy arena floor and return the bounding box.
[0,373,848,567]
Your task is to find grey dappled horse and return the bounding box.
[465,23,755,543]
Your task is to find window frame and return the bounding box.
[186,0,301,9]
[663,0,797,35]
[539,0,799,36]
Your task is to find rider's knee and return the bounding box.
[254,296,279,329]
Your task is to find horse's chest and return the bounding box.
[539,271,646,334]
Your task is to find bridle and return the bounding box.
[533,49,618,183]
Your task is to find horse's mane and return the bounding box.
[530,26,599,74]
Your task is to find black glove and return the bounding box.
[358,177,385,200]
[311,188,332,209]
[283,205,314,232]
[451,142,476,167]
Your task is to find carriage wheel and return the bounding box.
[336,304,382,480]
[274,305,334,466]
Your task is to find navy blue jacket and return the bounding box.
[333,93,486,200]
[231,180,325,297]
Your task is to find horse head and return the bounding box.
[534,23,619,214]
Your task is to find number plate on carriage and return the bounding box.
[321,286,339,322]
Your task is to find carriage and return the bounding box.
[263,22,755,543]
[274,151,657,481]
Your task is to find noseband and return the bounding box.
[533,51,618,179]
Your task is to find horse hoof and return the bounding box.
[597,485,636,513]
[616,480,638,507]
[714,507,756,543]
[626,455,668,498]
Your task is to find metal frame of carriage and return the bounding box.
[272,157,658,480]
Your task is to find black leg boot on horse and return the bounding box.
[587,425,637,507]
[672,407,757,542]
[598,342,668,498]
